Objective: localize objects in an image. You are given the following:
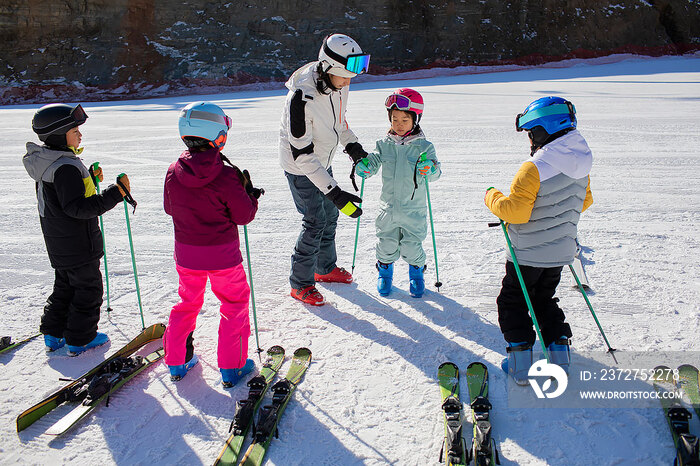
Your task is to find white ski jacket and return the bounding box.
[279,62,359,194]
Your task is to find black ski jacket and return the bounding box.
[23,142,123,269]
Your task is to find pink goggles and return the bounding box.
[384,94,424,114]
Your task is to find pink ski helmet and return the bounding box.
[385,88,424,125]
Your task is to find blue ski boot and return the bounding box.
[169,354,199,382]
[67,332,109,356]
[548,337,571,374]
[44,335,65,353]
[220,358,255,388]
[501,341,534,386]
[376,261,393,296]
[408,264,426,298]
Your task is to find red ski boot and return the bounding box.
[291,286,325,306]
[314,267,353,283]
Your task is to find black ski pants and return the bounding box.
[496,261,572,346]
[40,259,102,346]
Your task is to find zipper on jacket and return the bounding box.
[329,92,340,169]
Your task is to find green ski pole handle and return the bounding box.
[489,220,550,362]
[419,152,442,290]
[91,162,111,313]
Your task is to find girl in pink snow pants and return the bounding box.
[163,101,263,387]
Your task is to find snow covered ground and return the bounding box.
[1,54,699,465]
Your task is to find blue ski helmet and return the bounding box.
[178,102,232,149]
[515,96,576,135]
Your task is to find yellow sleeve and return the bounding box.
[582,176,593,212]
[484,161,540,224]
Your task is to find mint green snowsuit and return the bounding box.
[355,131,441,267]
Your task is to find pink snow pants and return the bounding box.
[164,263,250,369]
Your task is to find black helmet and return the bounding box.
[32,103,88,148]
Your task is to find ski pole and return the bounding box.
[243,225,263,363]
[118,174,145,330]
[489,220,549,362]
[569,264,617,358]
[91,162,112,313]
[351,176,365,274]
[420,153,442,291]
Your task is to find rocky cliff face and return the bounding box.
[1,0,698,103]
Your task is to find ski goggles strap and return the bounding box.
[516,103,575,131]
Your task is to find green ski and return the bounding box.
[17,323,165,432]
[213,346,285,466]
[437,362,467,465]
[653,365,700,465]
[239,347,311,466]
[0,332,42,355]
[678,364,700,419]
[45,347,164,436]
[466,362,499,465]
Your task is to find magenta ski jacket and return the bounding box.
[164,147,258,270]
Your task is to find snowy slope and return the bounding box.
[0,55,699,465]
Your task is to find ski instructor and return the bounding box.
[280,33,371,306]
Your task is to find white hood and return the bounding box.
[532,130,593,181]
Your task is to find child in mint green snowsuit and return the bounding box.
[355,88,441,298]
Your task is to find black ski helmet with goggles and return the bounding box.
[32,103,88,148]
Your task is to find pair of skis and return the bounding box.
[16,323,165,436]
[653,364,700,465]
[214,346,312,466]
[438,362,499,466]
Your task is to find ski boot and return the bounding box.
[314,266,353,283]
[67,332,109,357]
[169,354,199,382]
[548,337,571,374]
[408,264,426,298]
[501,341,534,385]
[221,359,255,388]
[376,261,393,296]
[44,335,65,353]
[291,286,325,306]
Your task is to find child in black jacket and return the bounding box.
[23,103,129,356]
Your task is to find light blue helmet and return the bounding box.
[516,96,576,135]
[178,101,231,149]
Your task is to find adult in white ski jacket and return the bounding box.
[280,34,370,305]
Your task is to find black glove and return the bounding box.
[241,169,264,199]
[326,186,362,218]
[344,142,368,164]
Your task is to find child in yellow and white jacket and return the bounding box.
[484,96,592,385]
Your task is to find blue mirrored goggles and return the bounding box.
[516,102,575,131]
[345,54,370,75]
